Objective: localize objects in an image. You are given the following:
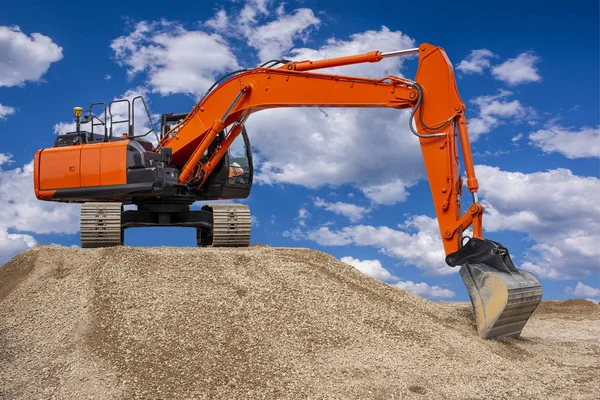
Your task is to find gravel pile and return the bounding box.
[1,245,598,399]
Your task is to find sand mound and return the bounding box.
[1,245,598,399]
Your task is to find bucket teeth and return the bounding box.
[460,264,542,339]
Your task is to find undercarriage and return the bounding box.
[80,202,251,248]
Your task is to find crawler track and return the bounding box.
[201,203,251,247]
[80,202,124,248]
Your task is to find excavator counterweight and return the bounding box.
[33,43,542,339]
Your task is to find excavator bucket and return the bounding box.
[447,238,542,339]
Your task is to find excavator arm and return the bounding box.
[160,44,477,256]
[159,43,542,338]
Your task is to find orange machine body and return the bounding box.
[34,140,128,199]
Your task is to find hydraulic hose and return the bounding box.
[409,81,454,138]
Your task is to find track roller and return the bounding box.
[80,202,124,248]
[198,204,251,247]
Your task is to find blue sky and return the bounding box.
[0,0,598,301]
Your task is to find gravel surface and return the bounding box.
[1,245,598,399]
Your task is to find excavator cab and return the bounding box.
[160,112,253,201]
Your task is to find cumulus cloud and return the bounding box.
[394,280,455,299]
[511,133,523,142]
[204,2,320,62]
[0,230,36,264]
[476,165,600,279]
[360,179,413,205]
[492,52,541,85]
[340,256,456,299]
[110,20,239,97]
[296,208,310,227]
[456,49,496,74]
[313,197,370,222]
[0,25,63,87]
[529,125,600,159]
[565,282,600,302]
[468,90,534,140]
[205,9,229,31]
[292,214,450,276]
[340,256,398,282]
[0,154,80,263]
[249,107,422,190]
[240,0,271,25]
[246,8,320,61]
[0,104,16,119]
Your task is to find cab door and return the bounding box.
[196,126,253,200]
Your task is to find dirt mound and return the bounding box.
[534,299,600,319]
[1,246,598,399]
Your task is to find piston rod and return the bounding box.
[381,48,420,58]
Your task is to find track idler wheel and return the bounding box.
[446,238,542,339]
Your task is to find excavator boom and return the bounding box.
[33,43,542,339]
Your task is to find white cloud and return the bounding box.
[296,214,451,276]
[0,154,80,263]
[296,207,310,227]
[110,20,239,97]
[298,208,310,219]
[565,282,600,299]
[456,49,496,74]
[476,165,600,279]
[240,0,271,25]
[249,107,423,189]
[0,25,63,87]
[251,215,260,227]
[0,153,12,165]
[340,256,456,299]
[360,179,412,205]
[203,2,320,64]
[0,230,36,265]
[492,52,541,85]
[247,8,320,61]
[340,256,398,282]
[468,90,534,140]
[529,125,600,159]
[205,9,229,31]
[313,197,370,222]
[104,74,112,80]
[0,104,16,119]
[394,280,455,299]
[511,133,523,142]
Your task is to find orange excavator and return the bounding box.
[33,43,542,339]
